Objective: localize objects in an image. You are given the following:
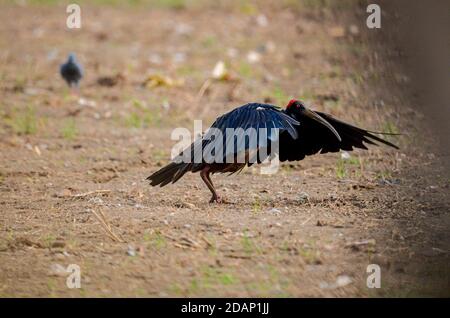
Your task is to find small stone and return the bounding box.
[162,100,170,111]
[127,245,136,257]
[88,197,103,204]
[227,48,238,58]
[247,51,261,64]
[148,53,162,65]
[47,49,58,61]
[212,61,229,80]
[336,275,352,287]
[349,25,359,35]
[320,275,353,289]
[49,263,67,277]
[256,14,268,27]
[341,151,351,160]
[78,98,97,108]
[268,208,281,214]
[174,23,193,36]
[298,192,310,203]
[172,52,186,64]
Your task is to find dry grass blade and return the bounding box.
[179,236,201,248]
[301,215,314,226]
[196,78,212,102]
[200,234,213,248]
[90,208,124,243]
[70,189,111,198]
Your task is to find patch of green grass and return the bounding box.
[42,233,56,249]
[22,0,186,8]
[204,235,218,256]
[6,228,15,243]
[265,87,290,106]
[168,283,184,296]
[382,121,399,134]
[61,119,77,140]
[335,156,361,179]
[152,149,169,162]
[280,240,291,252]
[46,278,58,298]
[252,197,262,214]
[187,266,237,294]
[239,1,258,15]
[150,0,186,9]
[176,65,197,76]
[298,245,321,264]
[13,75,27,91]
[204,267,236,286]
[144,230,167,249]
[200,35,217,48]
[237,61,253,78]
[77,155,88,164]
[336,159,347,179]
[272,87,290,105]
[125,98,161,128]
[347,156,360,166]
[288,0,356,11]
[245,265,291,297]
[376,170,392,180]
[7,106,38,135]
[125,112,142,128]
[241,230,260,255]
[0,236,8,251]
[350,72,365,85]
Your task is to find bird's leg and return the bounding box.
[71,84,80,98]
[206,172,224,203]
[200,167,222,203]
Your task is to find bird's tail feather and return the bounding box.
[147,162,192,187]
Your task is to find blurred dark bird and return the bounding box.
[60,53,83,88]
[147,100,398,203]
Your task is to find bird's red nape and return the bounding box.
[286,99,298,109]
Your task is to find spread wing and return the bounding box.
[177,103,300,166]
[279,110,398,162]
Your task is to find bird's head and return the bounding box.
[286,99,306,113]
[285,99,342,142]
[68,53,77,63]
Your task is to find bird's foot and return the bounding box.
[209,196,227,204]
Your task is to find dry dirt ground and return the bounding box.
[0,1,448,297]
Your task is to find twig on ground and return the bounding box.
[70,189,111,198]
[301,215,314,226]
[89,208,124,243]
[196,78,212,102]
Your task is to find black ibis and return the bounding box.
[147,100,398,203]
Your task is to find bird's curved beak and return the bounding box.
[302,109,342,142]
